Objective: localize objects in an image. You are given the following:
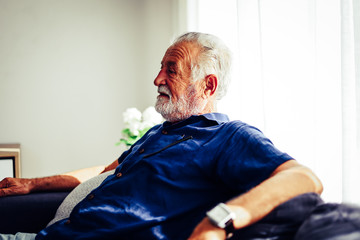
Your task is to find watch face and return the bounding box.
[207,203,235,228]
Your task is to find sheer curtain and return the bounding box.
[341,0,360,203]
[177,0,360,203]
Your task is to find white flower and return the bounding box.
[142,106,163,127]
[123,108,142,124]
[128,121,141,136]
[117,106,164,147]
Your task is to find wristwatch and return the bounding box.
[206,203,236,239]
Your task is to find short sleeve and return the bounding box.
[216,122,293,192]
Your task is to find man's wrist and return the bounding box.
[227,204,252,229]
[29,178,44,192]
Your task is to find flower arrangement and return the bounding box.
[116,107,163,147]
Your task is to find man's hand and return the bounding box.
[0,177,32,197]
[188,218,226,240]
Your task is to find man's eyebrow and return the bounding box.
[160,60,177,70]
[166,61,177,68]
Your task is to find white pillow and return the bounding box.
[47,169,115,226]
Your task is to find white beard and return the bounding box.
[155,85,207,122]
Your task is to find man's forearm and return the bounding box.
[226,160,323,229]
[0,163,116,197]
[0,174,81,196]
[30,165,109,192]
[29,175,82,192]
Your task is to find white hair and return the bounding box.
[171,32,232,100]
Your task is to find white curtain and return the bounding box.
[341,0,360,203]
[178,0,360,203]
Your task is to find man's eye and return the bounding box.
[168,69,176,74]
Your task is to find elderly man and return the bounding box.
[0,32,323,240]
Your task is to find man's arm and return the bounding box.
[188,160,323,240]
[0,159,119,197]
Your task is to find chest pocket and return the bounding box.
[143,135,193,158]
[140,135,205,182]
[119,135,200,181]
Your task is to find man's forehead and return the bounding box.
[161,42,198,66]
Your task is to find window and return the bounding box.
[179,0,360,203]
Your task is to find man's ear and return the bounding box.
[203,74,218,97]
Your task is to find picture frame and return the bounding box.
[0,144,20,178]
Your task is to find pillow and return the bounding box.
[47,169,115,226]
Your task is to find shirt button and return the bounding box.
[162,130,168,135]
[87,194,95,200]
[139,148,145,154]
[116,172,123,178]
[65,219,71,225]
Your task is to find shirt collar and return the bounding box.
[201,112,229,124]
[162,112,229,129]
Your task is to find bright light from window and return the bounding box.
[187,0,343,202]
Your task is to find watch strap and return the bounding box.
[224,220,235,239]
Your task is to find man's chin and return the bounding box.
[155,104,178,122]
[154,102,167,117]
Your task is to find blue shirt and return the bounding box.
[36,113,292,240]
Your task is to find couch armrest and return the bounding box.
[0,191,70,234]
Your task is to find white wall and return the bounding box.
[0,0,176,177]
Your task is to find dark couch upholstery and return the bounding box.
[1,192,360,239]
[0,192,323,238]
[0,191,70,234]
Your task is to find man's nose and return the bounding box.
[154,69,166,86]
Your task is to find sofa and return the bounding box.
[0,191,70,234]
[1,192,360,239]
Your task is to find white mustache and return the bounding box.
[158,85,172,97]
